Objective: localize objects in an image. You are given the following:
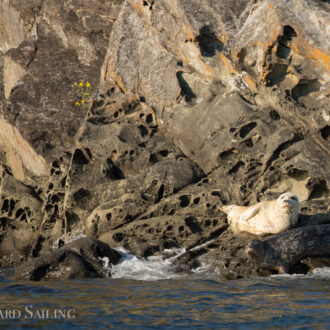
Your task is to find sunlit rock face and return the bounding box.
[0,0,329,279]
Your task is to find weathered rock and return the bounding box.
[99,215,228,257]
[14,237,121,281]
[246,225,330,274]
[0,0,329,280]
[0,176,42,267]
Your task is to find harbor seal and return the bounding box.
[246,225,330,274]
[220,192,299,236]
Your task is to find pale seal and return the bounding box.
[220,192,299,236]
[246,225,330,274]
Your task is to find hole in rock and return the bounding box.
[105,159,125,180]
[9,199,15,214]
[195,25,223,57]
[282,25,297,40]
[184,217,202,234]
[320,125,330,141]
[176,71,196,103]
[113,232,124,242]
[219,149,236,159]
[156,184,165,203]
[242,138,253,148]
[287,168,308,180]
[193,197,200,205]
[159,150,169,157]
[150,128,157,137]
[292,79,321,102]
[138,125,148,137]
[73,188,91,203]
[239,122,257,139]
[269,109,280,120]
[138,142,146,148]
[72,149,89,165]
[179,195,191,208]
[211,191,221,197]
[15,208,25,219]
[308,180,329,200]
[228,161,245,175]
[146,114,153,124]
[149,153,158,164]
[265,64,288,86]
[1,199,9,213]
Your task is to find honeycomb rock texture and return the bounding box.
[1,0,329,279]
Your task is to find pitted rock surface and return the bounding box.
[0,0,329,279]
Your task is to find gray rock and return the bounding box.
[14,237,121,281]
[0,0,329,279]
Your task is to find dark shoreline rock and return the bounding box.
[246,225,330,275]
[14,237,121,281]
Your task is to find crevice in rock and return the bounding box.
[265,63,288,86]
[228,161,245,175]
[308,179,329,200]
[265,134,303,170]
[320,125,330,141]
[239,122,257,139]
[104,158,125,180]
[184,216,202,234]
[195,25,223,57]
[292,79,321,102]
[276,25,297,59]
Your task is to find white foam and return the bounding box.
[111,248,185,281]
[271,267,330,280]
[310,267,330,279]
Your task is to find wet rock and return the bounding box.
[246,225,330,274]
[14,237,121,281]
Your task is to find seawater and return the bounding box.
[0,250,330,329]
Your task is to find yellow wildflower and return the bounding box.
[75,101,80,106]
[86,82,91,88]
[81,99,85,103]
[79,82,83,87]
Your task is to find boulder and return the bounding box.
[14,237,121,281]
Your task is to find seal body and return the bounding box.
[220,193,299,236]
[246,225,330,273]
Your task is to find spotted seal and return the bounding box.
[220,192,299,236]
[246,225,330,274]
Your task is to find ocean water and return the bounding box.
[0,250,330,329]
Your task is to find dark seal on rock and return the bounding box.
[14,237,122,281]
[246,225,330,274]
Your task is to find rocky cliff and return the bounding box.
[0,0,329,279]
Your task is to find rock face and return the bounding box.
[14,237,121,281]
[1,0,329,279]
[246,225,330,274]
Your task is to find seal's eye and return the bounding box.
[290,196,298,201]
